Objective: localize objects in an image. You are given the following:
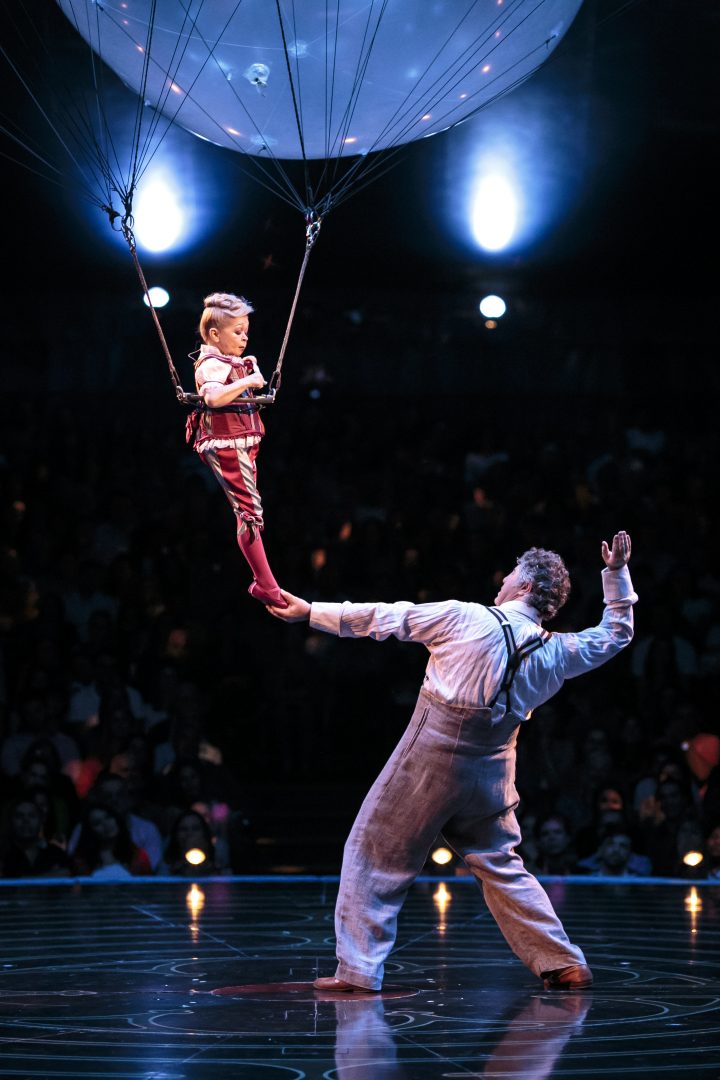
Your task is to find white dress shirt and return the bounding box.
[310,566,637,721]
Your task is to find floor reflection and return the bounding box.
[329,991,592,1078]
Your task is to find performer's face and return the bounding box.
[494,565,531,605]
[211,315,250,357]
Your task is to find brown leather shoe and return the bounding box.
[542,964,594,990]
[313,976,378,993]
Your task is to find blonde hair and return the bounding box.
[198,292,254,344]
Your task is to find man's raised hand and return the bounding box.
[601,531,631,569]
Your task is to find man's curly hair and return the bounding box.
[515,547,571,622]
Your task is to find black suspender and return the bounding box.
[485,606,550,709]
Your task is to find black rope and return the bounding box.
[268,213,323,395]
[117,211,187,402]
[275,0,311,206]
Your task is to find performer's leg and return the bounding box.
[443,807,586,977]
[238,528,286,606]
[202,444,286,606]
[332,697,462,989]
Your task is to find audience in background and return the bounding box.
[0,798,72,878]
[1,324,719,877]
[71,803,151,879]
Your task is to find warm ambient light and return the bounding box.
[186,883,205,919]
[431,847,453,866]
[433,882,451,906]
[685,886,702,916]
[185,848,206,866]
[683,851,704,867]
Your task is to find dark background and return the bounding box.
[1,0,719,874]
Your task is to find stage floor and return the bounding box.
[0,877,719,1078]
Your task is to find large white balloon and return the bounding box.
[56,1,584,162]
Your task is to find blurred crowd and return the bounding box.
[1,298,719,881]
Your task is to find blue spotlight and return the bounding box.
[472,174,519,252]
[134,173,184,253]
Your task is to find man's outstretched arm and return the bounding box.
[268,591,463,645]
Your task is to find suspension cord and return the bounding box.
[109,200,323,406]
[112,202,189,402]
[268,210,323,395]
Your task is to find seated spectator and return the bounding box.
[158,756,241,863]
[639,776,703,876]
[72,803,152,879]
[5,739,80,840]
[704,824,720,880]
[0,798,72,878]
[61,559,118,642]
[525,813,579,875]
[633,743,687,816]
[574,785,630,859]
[631,604,700,713]
[65,649,151,737]
[682,732,720,831]
[674,818,707,879]
[577,826,652,877]
[152,684,222,774]
[554,727,616,831]
[29,785,67,848]
[67,771,163,870]
[1,695,80,778]
[68,692,143,798]
[158,809,230,876]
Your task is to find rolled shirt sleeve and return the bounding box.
[310,600,463,646]
[555,566,638,682]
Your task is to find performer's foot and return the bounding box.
[313,976,378,993]
[248,581,289,607]
[542,964,594,991]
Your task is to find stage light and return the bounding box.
[134,173,183,252]
[431,847,453,865]
[685,886,702,914]
[433,882,451,915]
[479,294,507,319]
[186,883,205,919]
[683,850,704,867]
[143,287,170,309]
[185,847,206,866]
[471,174,518,252]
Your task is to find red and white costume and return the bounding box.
[187,345,284,603]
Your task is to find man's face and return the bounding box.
[494,565,531,606]
[97,779,128,816]
[600,834,632,868]
[538,819,569,855]
[12,802,42,843]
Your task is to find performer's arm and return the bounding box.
[269,593,462,646]
[555,531,637,681]
[199,355,265,407]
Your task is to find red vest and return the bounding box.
[189,354,265,448]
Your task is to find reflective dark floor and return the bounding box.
[1,877,719,1078]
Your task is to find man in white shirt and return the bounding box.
[268,532,635,993]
